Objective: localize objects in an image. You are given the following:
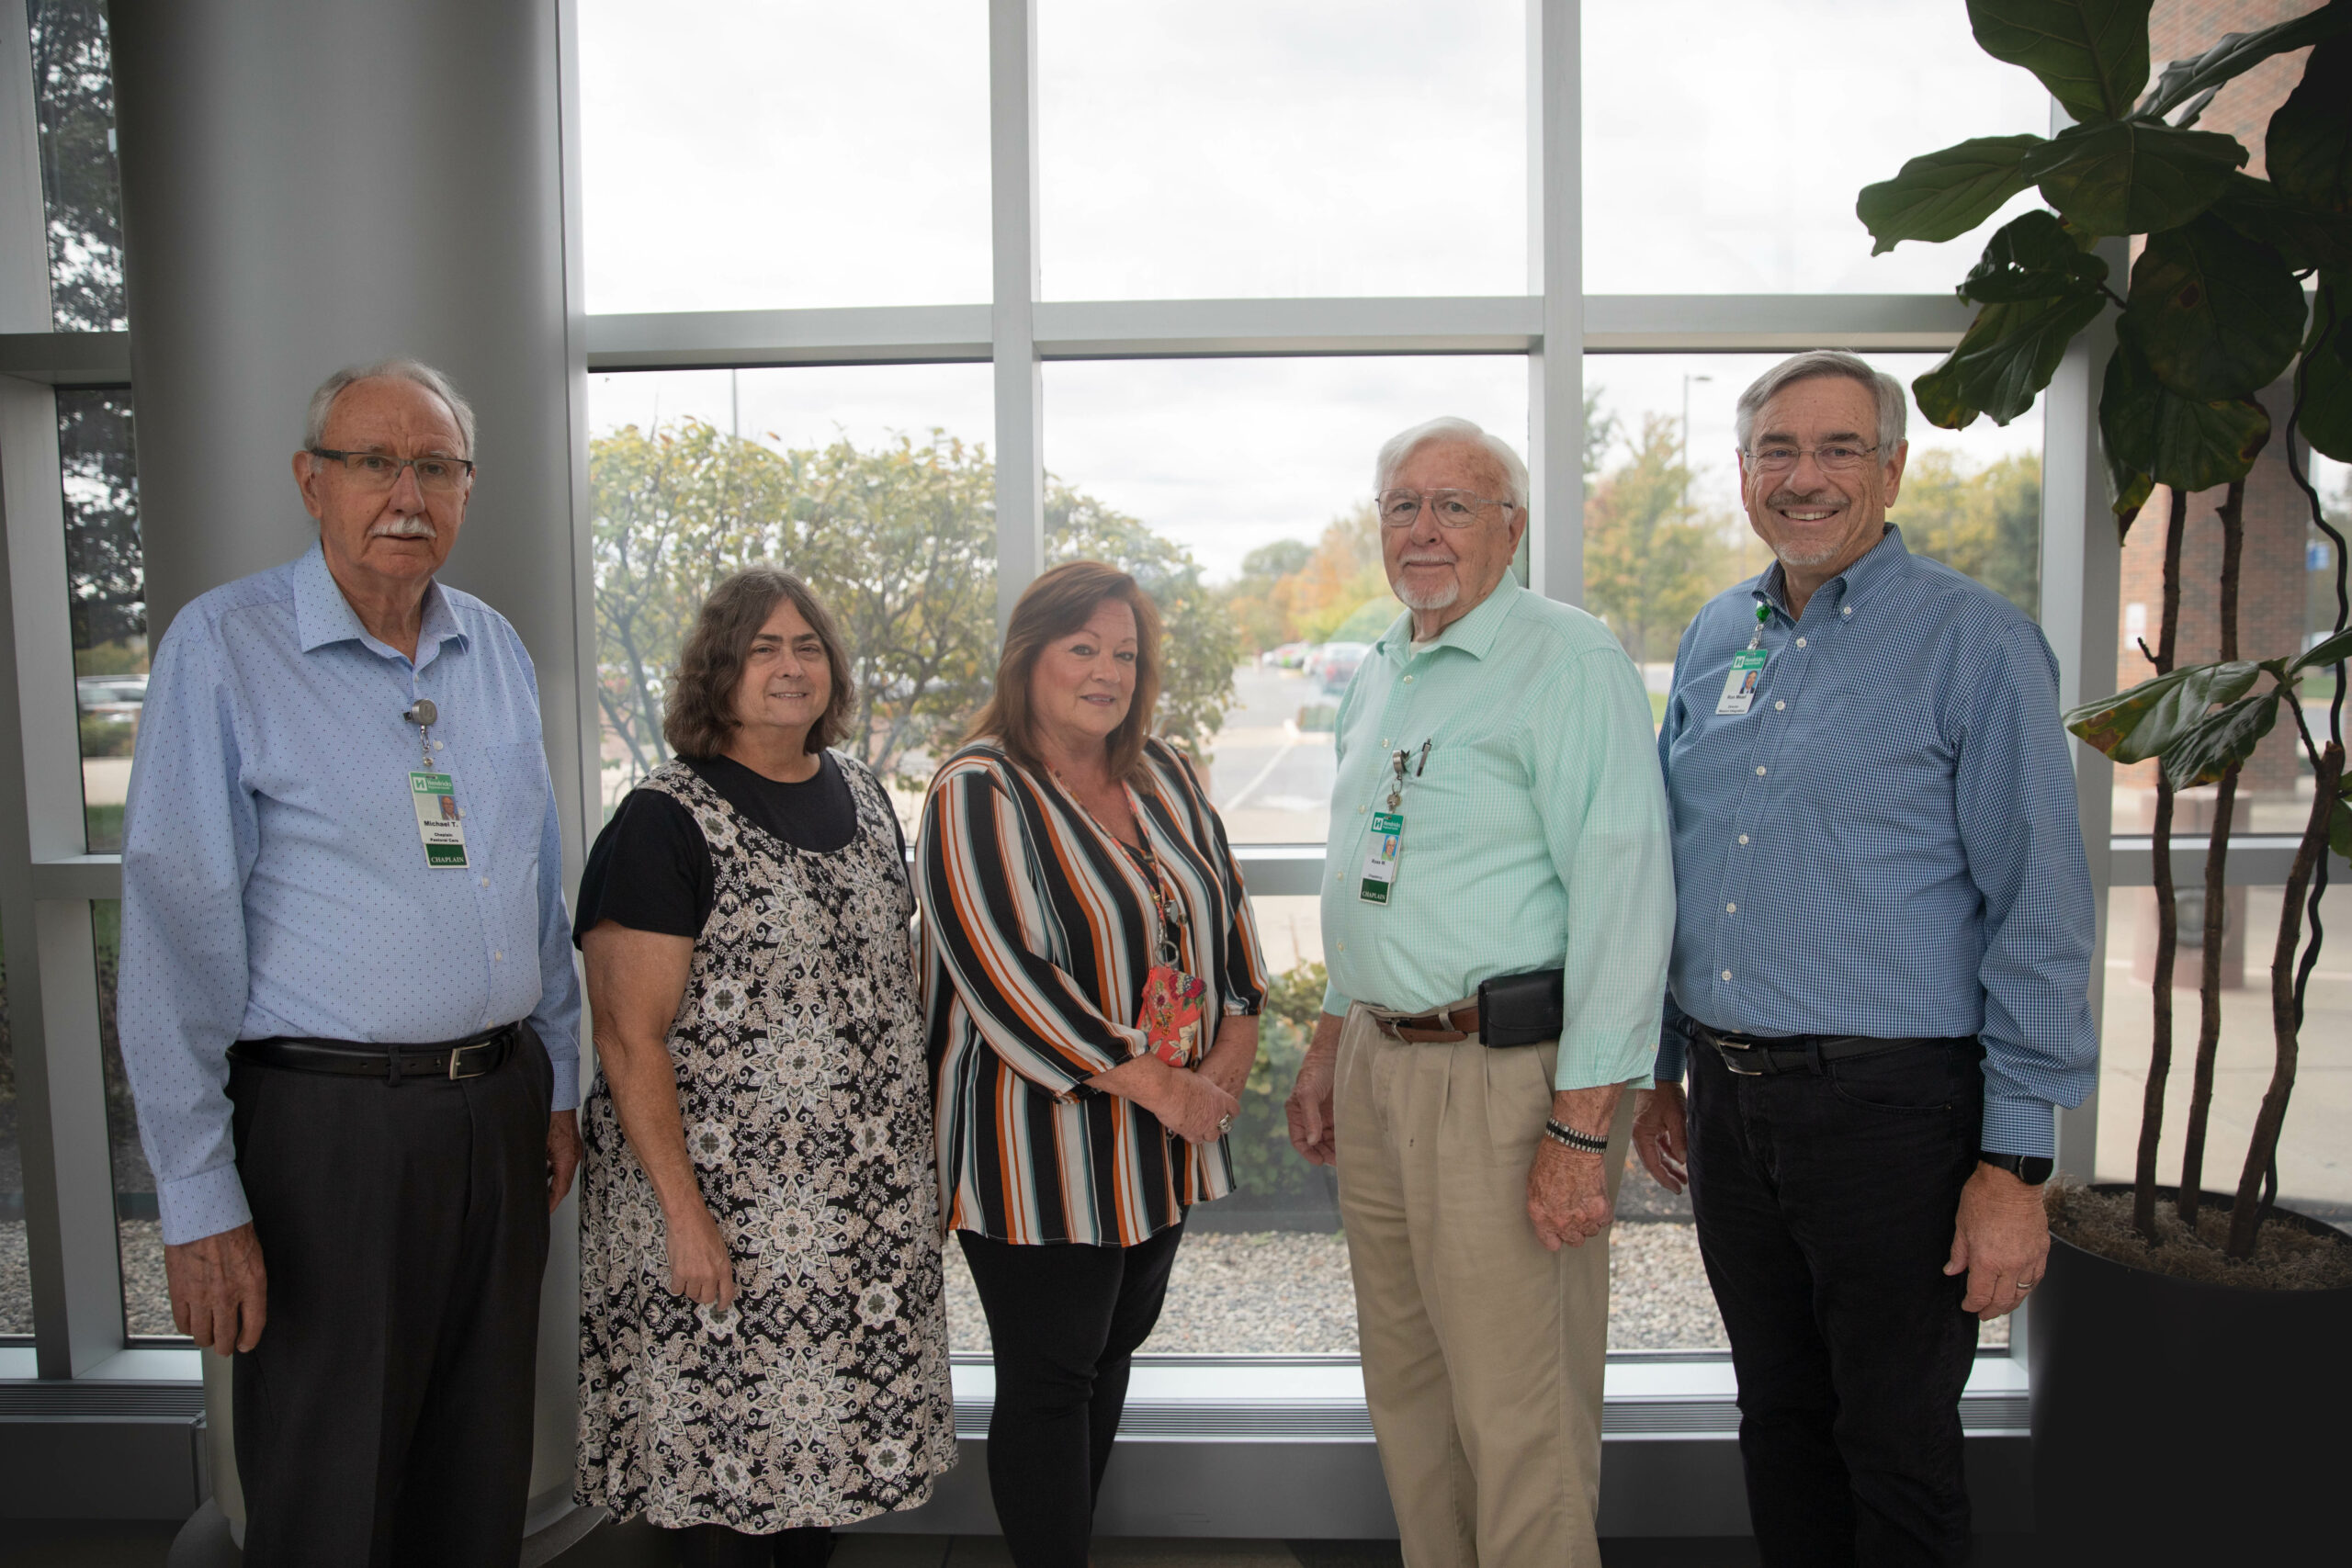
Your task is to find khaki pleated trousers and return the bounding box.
[1333,1002,1632,1568]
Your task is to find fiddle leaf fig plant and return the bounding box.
[1858,1,2352,1264]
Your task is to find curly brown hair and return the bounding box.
[663,568,856,761]
[966,560,1163,782]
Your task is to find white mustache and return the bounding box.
[370,515,435,539]
[1766,491,1840,511]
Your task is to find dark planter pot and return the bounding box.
[2030,1184,2352,1562]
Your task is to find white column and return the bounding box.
[990,0,1044,637]
[1525,0,1584,604]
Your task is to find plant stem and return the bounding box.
[2287,279,2347,745]
[2177,478,2245,1227]
[2133,486,2190,1241]
[2234,739,2345,1258]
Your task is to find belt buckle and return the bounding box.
[1712,1036,1766,1077]
[448,1040,494,1080]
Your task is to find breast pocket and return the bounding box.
[481,740,551,862]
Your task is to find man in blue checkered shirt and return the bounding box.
[1633,351,2097,1568]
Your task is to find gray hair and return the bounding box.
[303,357,477,457]
[1374,416,1530,510]
[1733,351,1907,453]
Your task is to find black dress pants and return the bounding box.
[228,1028,553,1568]
[1685,1037,1984,1568]
[956,1223,1185,1568]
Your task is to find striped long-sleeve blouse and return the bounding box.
[919,735,1269,1247]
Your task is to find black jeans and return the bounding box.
[956,1223,1185,1568]
[228,1027,553,1568]
[1686,1036,1984,1568]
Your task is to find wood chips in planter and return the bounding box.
[2045,1183,2352,1291]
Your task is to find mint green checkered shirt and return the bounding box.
[1318,581,1676,1092]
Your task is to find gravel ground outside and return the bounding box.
[1,1219,30,1337]
[63,1214,2001,1354]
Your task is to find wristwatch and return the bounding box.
[1978,1151,2053,1186]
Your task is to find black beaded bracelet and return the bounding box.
[1544,1118,1609,1154]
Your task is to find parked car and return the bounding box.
[1261,641,1311,671]
[1307,641,1370,697]
[76,672,148,721]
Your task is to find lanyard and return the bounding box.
[1120,783,1189,968]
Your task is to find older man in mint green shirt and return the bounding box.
[1285,416,1673,1568]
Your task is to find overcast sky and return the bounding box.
[576,3,2114,581]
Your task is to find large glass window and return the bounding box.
[1582,0,2050,295]
[1584,352,2044,684]
[1038,0,1525,301]
[588,365,995,829]
[2098,450,2352,1235]
[91,899,171,1337]
[27,0,126,331]
[1042,355,1528,843]
[58,389,143,855]
[1,943,26,1339]
[577,1,990,314]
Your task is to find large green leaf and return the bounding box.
[1969,0,2154,124]
[2304,305,2352,463]
[2161,691,2283,788]
[1915,292,2107,430]
[2207,174,2352,270]
[2330,796,2352,864]
[2291,623,2352,676]
[2138,2,2352,122]
[2120,214,2305,400]
[2099,338,2273,493]
[1957,209,2111,301]
[2024,120,2245,236]
[2267,33,2352,214]
[1858,136,2047,253]
[2065,659,2265,762]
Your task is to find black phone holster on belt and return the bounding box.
[1476,969,1565,1047]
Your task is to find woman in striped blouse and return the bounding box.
[919,560,1268,1568]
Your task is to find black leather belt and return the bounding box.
[230,1021,522,1084]
[1690,1021,1971,1077]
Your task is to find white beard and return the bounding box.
[1396,576,1460,613]
[1768,536,1845,568]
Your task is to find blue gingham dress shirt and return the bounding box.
[119,544,582,1244]
[1654,527,2096,1157]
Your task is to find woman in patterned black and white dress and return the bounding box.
[573,568,954,1568]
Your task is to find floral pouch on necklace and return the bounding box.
[1139,964,1209,1068]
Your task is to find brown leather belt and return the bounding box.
[1369,999,1482,1044]
[230,1021,521,1084]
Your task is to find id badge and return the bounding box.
[409,771,469,868]
[1359,810,1404,905]
[1715,649,1769,716]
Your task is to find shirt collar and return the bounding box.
[1754,525,1910,620]
[292,540,466,664]
[1378,578,1523,665]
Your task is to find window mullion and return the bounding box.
[989,0,1044,636]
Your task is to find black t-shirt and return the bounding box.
[572,752,899,943]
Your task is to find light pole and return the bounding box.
[1681,372,1713,519]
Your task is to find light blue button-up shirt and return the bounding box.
[1655,528,2096,1157]
[120,544,582,1244]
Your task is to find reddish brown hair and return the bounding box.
[967,561,1163,782]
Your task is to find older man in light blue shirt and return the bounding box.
[119,359,581,1568]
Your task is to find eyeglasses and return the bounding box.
[307,448,476,492]
[1375,488,1518,529]
[1742,444,1882,474]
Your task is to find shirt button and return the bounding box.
[480,876,490,887]
[1795,637,1807,649]
[1738,834,1749,845]
[1721,969,1733,982]
[1382,738,1391,747]
[1402,675,1414,683]
[1775,700,1786,710]
[1756,765,1767,775]
[1842,606,1853,616]
[493,951,503,962]
[1358,804,1367,814]
[1337,941,1346,952]
[433,739,445,750]
[1726,902,1736,913]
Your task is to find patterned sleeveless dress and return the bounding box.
[575,755,956,1530]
